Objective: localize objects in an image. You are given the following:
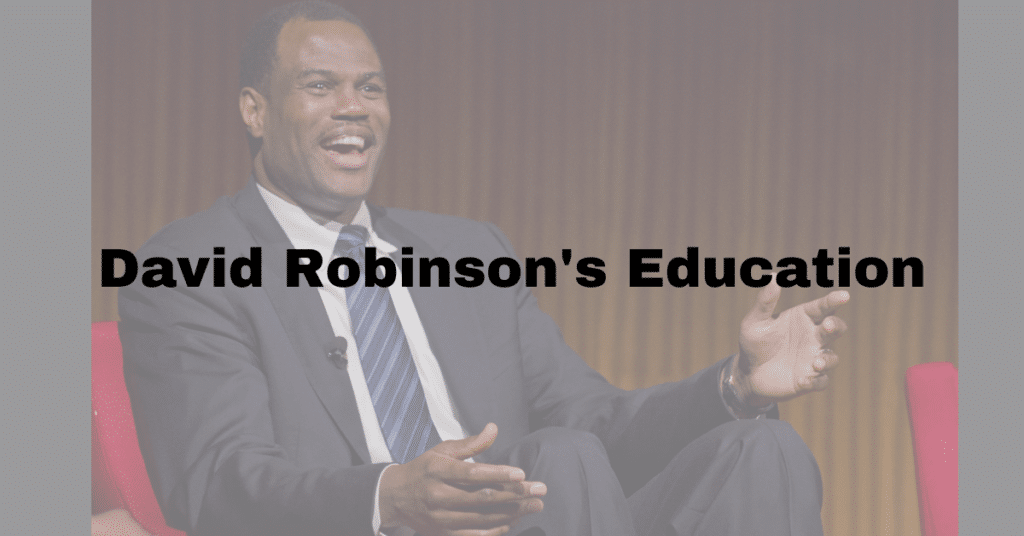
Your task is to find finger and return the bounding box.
[451,526,511,536]
[816,316,848,347]
[428,457,531,486]
[430,498,544,529]
[456,480,547,497]
[434,423,501,462]
[433,508,519,530]
[800,373,830,392]
[440,482,547,508]
[801,290,850,323]
[810,349,840,373]
[744,273,781,323]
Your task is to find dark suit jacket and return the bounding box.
[119,180,740,536]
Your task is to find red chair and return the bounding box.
[92,321,187,536]
[905,362,958,536]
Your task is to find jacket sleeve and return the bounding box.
[481,222,742,495]
[119,241,387,536]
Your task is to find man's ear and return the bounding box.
[240,87,267,139]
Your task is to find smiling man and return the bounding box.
[118,2,849,536]
[240,15,388,222]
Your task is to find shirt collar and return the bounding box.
[256,182,397,256]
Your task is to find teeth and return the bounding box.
[327,135,367,151]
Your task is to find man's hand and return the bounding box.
[378,423,546,536]
[734,274,850,407]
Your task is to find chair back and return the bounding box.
[92,321,186,536]
[905,362,958,536]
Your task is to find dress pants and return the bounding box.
[492,420,824,536]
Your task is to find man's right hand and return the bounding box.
[378,423,546,536]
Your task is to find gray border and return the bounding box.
[1,1,91,533]
[960,1,1022,533]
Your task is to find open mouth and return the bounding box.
[321,133,376,169]
[322,134,374,154]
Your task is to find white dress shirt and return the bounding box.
[258,184,469,535]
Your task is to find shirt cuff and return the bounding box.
[372,463,400,535]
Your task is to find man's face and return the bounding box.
[245,18,389,217]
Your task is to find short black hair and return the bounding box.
[240,1,377,156]
[240,1,374,92]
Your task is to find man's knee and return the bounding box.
[631,420,823,536]
[704,419,822,495]
[661,419,821,488]
[712,419,812,456]
[498,426,615,484]
[517,426,608,465]
[504,428,633,536]
[639,420,821,521]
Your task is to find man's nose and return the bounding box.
[331,91,369,120]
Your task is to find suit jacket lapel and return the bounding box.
[233,181,372,464]
[372,207,496,436]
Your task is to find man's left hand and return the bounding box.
[734,274,850,407]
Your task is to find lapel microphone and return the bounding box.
[327,336,348,369]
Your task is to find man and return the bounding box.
[119,2,849,535]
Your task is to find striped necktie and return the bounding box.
[334,225,441,463]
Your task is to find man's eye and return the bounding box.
[360,84,385,95]
[308,81,331,91]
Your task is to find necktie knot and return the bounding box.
[335,225,370,258]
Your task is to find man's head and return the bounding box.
[240,1,389,220]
